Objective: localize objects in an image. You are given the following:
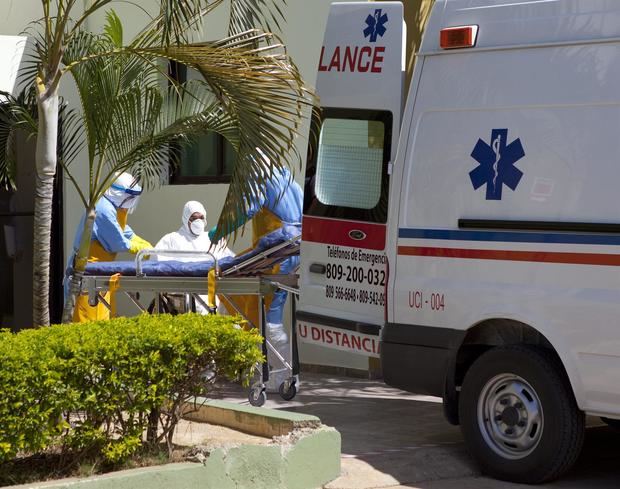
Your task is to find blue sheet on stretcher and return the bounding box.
[84,225,300,277]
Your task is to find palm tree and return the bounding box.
[0,0,313,326]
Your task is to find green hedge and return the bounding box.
[0,314,262,464]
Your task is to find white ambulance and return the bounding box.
[297,0,620,483]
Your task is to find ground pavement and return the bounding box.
[213,372,620,488]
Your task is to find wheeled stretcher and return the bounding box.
[79,226,301,405]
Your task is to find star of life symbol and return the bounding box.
[469,129,525,200]
[364,9,388,43]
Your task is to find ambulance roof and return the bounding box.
[421,0,620,54]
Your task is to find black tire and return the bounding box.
[248,387,266,407]
[459,345,584,484]
[279,380,297,401]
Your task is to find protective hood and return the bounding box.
[182,200,207,231]
[105,172,142,211]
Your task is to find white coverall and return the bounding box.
[155,201,233,313]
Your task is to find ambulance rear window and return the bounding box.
[316,119,384,209]
[304,109,392,224]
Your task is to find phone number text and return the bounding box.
[325,263,386,286]
[325,285,385,306]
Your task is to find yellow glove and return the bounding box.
[129,235,153,254]
[138,236,153,248]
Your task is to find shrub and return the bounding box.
[0,314,262,464]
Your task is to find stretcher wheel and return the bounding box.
[279,379,297,401]
[248,386,266,407]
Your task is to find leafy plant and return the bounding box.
[0,313,262,464]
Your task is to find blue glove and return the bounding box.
[208,226,219,242]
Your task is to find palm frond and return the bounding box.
[103,10,124,48]
[16,22,50,91]
[307,105,323,164]
[155,0,226,46]
[157,79,239,144]
[64,30,117,186]
[0,109,17,190]
[0,88,38,189]
[102,86,164,181]
[228,0,287,36]
[153,31,314,151]
[63,26,164,197]
[136,30,315,239]
[58,103,85,169]
[71,0,114,36]
[103,80,240,192]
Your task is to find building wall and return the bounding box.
[1,0,43,36]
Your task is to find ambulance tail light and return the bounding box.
[440,25,478,49]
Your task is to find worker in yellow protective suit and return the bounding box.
[210,165,302,390]
[67,172,152,322]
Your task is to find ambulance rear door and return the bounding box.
[297,2,404,357]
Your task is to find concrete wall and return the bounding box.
[0,0,42,37]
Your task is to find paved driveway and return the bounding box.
[214,373,620,488]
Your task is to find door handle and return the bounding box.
[309,263,326,274]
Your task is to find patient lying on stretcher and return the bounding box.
[153,200,233,314]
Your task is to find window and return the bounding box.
[168,62,236,184]
[316,118,385,209]
[304,109,392,223]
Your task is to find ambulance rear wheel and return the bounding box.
[459,345,584,484]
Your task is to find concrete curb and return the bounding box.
[11,401,341,489]
[181,398,322,438]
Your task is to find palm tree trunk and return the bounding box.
[61,208,95,323]
[33,87,59,327]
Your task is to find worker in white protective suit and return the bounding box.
[155,200,233,313]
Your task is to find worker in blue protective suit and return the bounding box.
[209,163,302,389]
[66,172,152,322]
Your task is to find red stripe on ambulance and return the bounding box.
[302,216,386,250]
[398,246,620,266]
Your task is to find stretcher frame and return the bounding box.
[79,234,301,405]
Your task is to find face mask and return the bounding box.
[190,219,205,237]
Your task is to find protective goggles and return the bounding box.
[110,183,142,196]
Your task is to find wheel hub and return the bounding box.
[500,406,520,427]
[477,373,544,460]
